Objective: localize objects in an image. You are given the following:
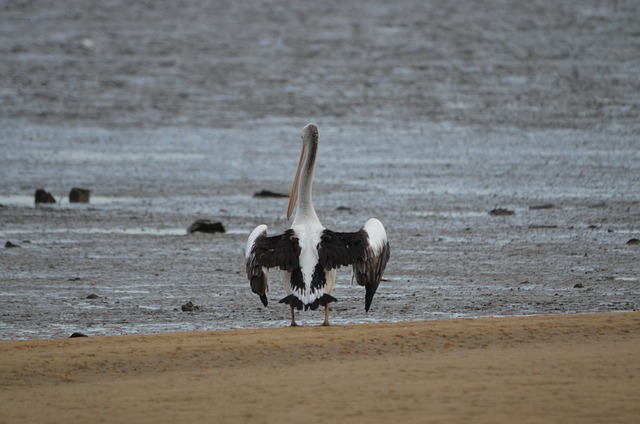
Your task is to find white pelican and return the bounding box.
[245,123,390,326]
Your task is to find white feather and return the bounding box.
[363,218,388,253]
[246,224,267,259]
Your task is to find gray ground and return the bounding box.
[1,0,638,339]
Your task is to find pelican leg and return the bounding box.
[290,305,298,327]
[322,304,330,327]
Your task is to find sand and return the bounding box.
[1,312,639,423]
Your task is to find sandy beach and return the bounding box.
[1,312,639,423]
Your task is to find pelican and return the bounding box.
[245,123,390,326]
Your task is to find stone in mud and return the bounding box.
[529,204,555,210]
[187,219,225,234]
[86,294,100,299]
[253,189,288,198]
[489,208,514,216]
[69,187,91,203]
[626,238,640,245]
[35,188,56,204]
[70,332,89,338]
[573,283,584,288]
[5,241,20,248]
[181,301,201,312]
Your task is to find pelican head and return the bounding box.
[287,124,319,220]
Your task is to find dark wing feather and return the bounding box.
[318,229,367,269]
[355,237,390,311]
[246,227,300,306]
[318,222,390,311]
[251,229,300,272]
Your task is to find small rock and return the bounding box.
[489,208,514,216]
[35,188,56,204]
[573,283,584,288]
[70,332,89,338]
[69,187,91,203]
[529,204,555,210]
[336,206,351,211]
[181,301,201,312]
[5,241,20,248]
[187,219,225,234]
[86,294,100,299]
[253,189,288,198]
[626,238,640,245]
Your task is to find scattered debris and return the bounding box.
[69,187,91,203]
[35,188,56,204]
[181,301,201,312]
[70,332,89,338]
[5,241,20,248]
[489,208,514,216]
[253,189,288,198]
[187,219,225,234]
[626,238,640,245]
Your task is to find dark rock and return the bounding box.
[253,189,288,198]
[529,204,555,210]
[573,283,584,288]
[70,332,89,338]
[626,238,640,245]
[69,187,91,203]
[86,293,100,299]
[5,241,20,248]
[35,188,56,204]
[489,208,514,216]
[181,301,201,312]
[336,206,351,211]
[187,219,225,234]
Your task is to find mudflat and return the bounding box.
[1,1,639,338]
[1,312,639,423]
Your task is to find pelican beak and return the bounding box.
[287,143,306,220]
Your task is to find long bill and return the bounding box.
[286,144,306,220]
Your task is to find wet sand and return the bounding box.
[1,312,639,423]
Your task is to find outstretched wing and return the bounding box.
[318,218,390,311]
[245,225,301,306]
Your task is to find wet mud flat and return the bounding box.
[1,0,639,339]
